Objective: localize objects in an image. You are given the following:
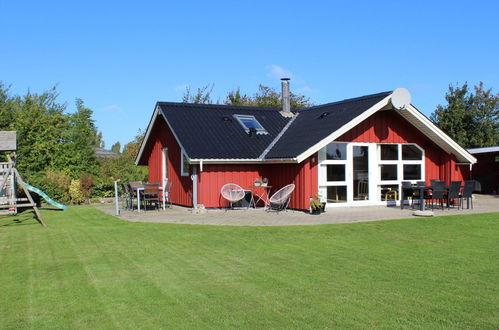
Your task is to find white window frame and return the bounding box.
[318,142,425,207]
[378,143,424,184]
[233,114,267,134]
[180,148,189,176]
[318,143,348,203]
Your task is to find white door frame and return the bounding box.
[162,148,168,187]
[348,143,376,204]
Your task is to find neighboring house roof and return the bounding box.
[136,90,477,165]
[94,147,120,159]
[468,146,499,154]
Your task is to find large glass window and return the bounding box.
[402,145,423,160]
[380,164,397,181]
[403,164,421,180]
[379,185,399,201]
[327,186,347,203]
[327,165,345,182]
[353,146,369,200]
[326,143,347,160]
[181,149,189,176]
[380,144,398,160]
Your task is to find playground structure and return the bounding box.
[0,131,67,226]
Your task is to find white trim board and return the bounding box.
[135,104,190,165]
[295,95,392,163]
[399,105,476,164]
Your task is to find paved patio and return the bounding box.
[97,195,499,226]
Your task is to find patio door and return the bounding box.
[162,148,168,187]
[351,144,371,202]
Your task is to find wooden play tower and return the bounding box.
[0,131,46,226]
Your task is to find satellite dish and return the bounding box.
[391,88,411,110]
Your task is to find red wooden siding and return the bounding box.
[198,164,268,208]
[145,117,193,206]
[266,156,318,210]
[144,109,470,210]
[197,157,318,210]
[336,110,469,184]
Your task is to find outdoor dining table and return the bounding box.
[133,184,165,212]
[249,185,272,209]
[403,184,465,211]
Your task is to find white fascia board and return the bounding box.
[135,105,160,165]
[295,94,392,163]
[135,105,190,165]
[404,105,477,164]
[189,158,298,164]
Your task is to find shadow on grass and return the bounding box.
[0,209,40,227]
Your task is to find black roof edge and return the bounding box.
[297,91,392,112]
[157,101,298,113]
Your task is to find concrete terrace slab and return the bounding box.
[96,195,499,226]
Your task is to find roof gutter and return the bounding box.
[189,158,298,165]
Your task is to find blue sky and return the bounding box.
[1,0,498,148]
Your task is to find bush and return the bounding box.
[25,171,71,204]
[79,174,93,202]
[69,179,85,204]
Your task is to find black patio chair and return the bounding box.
[460,180,475,209]
[447,181,462,209]
[401,181,415,209]
[128,181,143,210]
[142,183,161,211]
[429,181,446,210]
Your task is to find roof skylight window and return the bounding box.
[233,114,268,134]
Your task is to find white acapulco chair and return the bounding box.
[268,184,295,212]
[221,183,246,209]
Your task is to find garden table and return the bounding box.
[249,185,272,209]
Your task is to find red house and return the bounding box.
[136,81,476,210]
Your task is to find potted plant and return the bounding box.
[254,177,268,187]
[309,193,324,215]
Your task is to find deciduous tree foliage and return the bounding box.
[0,82,147,201]
[431,82,498,148]
[182,83,312,108]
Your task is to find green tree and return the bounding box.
[7,87,68,175]
[52,98,99,177]
[226,84,311,108]
[111,141,121,153]
[182,84,214,104]
[431,82,498,148]
[122,130,145,161]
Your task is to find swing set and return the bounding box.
[1,131,67,227]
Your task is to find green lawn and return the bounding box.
[1,207,498,329]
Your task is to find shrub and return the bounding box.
[69,179,85,204]
[79,174,93,202]
[25,171,71,204]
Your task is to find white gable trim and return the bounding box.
[135,104,189,165]
[399,105,476,164]
[295,95,392,163]
[135,105,160,165]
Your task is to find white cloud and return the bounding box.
[103,104,122,112]
[266,64,294,80]
[174,84,188,92]
[297,86,314,94]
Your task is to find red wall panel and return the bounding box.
[336,110,468,185]
[144,110,469,210]
[146,117,193,206]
